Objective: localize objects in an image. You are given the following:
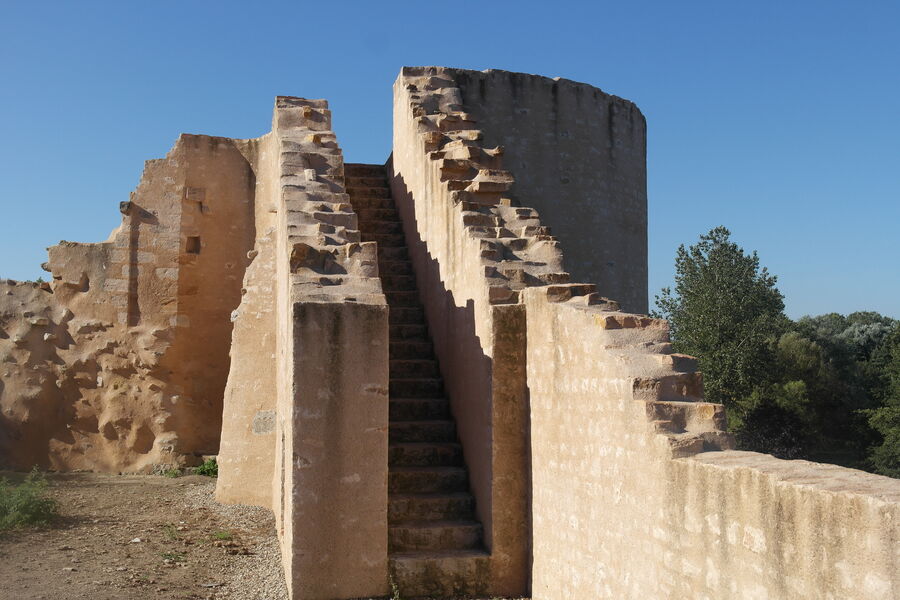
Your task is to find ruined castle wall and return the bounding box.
[449,69,649,313]
[523,287,900,600]
[0,134,254,471]
[160,135,256,456]
[48,146,186,330]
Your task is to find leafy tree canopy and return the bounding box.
[653,226,787,408]
[654,226,898,475]
[866,326,900,476]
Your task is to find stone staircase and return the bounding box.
[345,163,489,595]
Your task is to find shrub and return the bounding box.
[0,468,58,530]
[194,458,218,477]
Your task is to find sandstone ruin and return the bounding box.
[1,67,898,599]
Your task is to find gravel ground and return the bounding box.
[0,472,288,600]
[0,472,527,600]
[179,482,288,600]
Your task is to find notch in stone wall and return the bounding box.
[185,236,201,255]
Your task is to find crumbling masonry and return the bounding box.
[1,67,898,599]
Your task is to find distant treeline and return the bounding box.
[655,227,899,477]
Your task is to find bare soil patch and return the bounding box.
[0,472,287,600]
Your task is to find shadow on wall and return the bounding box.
[125,203,160,327]
[389,169,532,595]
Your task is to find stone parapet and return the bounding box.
[270,97,389,600]
[523,285,899,599]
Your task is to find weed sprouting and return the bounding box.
[389,573,402,600]
[160,551,186,562]
[0,468,58,531]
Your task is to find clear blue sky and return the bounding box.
[1,1,897,319]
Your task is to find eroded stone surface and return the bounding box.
[0,135,254,472]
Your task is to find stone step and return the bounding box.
[390,397,449,421]
[389,492,475,521]
[390,359,438,378]
[389,443,463,467]
[344,163,385,177]
[389,520,483,552]
[388,306,425,324]
[390,378,443,398]
[379,260,414,277]
[390,340,434,360]
[347,195,394,211]
[389,550,491,598]
[363,232,406,247]
[390,323,428,341]
[359,220,403,235]
[346,185,391,199]
[390,420,455,443]
[381,274,417,291]
[644,400,727,433]
[389,466,468,494]
[385,285,419,295]
[385,291,420,307]
[379,247,409,262]
[356,207,399,222]
[346,175,387,188]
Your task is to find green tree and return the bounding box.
[783,312,896,467]
[653,227,787,411]
[866,326,900,476]
[655,227,898,470]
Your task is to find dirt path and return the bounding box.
[0,472,287,600]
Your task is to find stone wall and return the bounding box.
[276,98,389,600]
[216,97,390,599]
[0,135,254,471]
[214,132,280,508]
[391,66,899,599]
[160,136,256,456]
[449,68,648,313]
[523,286,900,599]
